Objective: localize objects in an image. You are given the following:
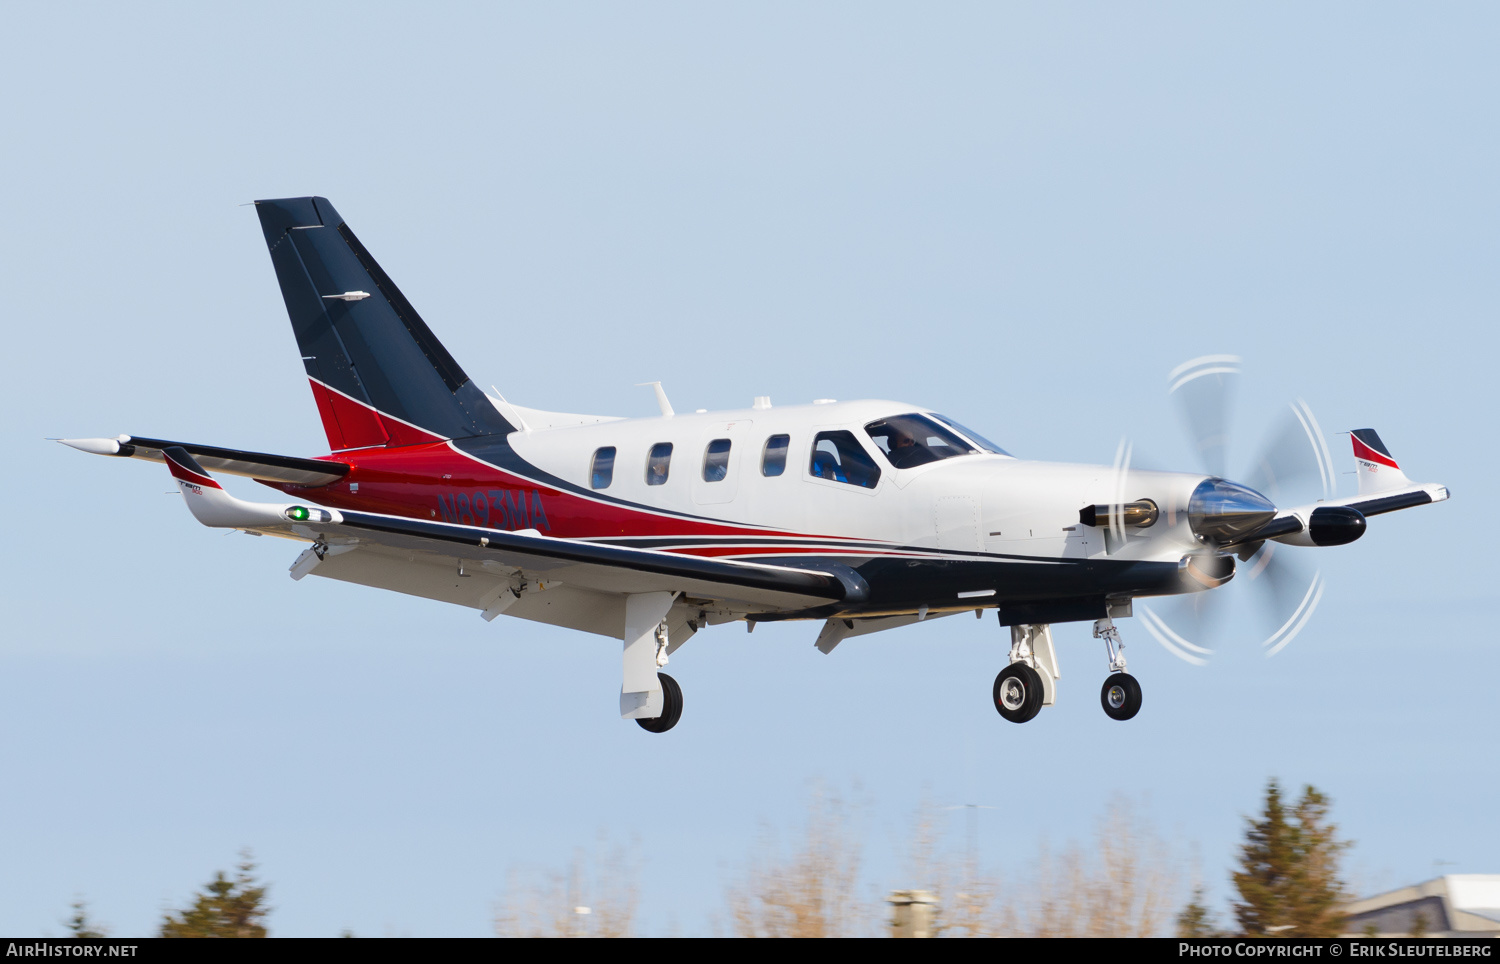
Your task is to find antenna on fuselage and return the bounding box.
[635,381,675,417]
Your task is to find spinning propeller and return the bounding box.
[1132,355,1338,664]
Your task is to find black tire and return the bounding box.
[636,672,683,733]
[993,663,1045,723]
[1100,672,1142,721]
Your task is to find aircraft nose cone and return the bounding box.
[1187,478,1277,544]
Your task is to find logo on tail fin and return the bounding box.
[1351,428,1399,470]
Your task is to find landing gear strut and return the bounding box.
[622,592,686,733]
[1094,617,1142,720]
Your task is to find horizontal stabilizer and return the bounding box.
[162,446,322,529]
[57,436,347,487]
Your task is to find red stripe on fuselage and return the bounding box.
[283,382,868,546]
[1352,435,1400,469]
[271,440,851,544]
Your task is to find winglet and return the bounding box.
[163,446,224,490]
[1350,429,1414,496]
[163,446,335,529]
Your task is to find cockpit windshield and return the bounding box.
[864,413,980,469]
[930,414,1012,457]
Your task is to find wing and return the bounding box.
[147,446,860,636]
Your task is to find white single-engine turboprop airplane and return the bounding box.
[60,197,1450,732]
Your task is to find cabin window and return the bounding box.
[864,413,979,470]
[702,438,731,482]
[762,434,790,477]
[590,447,616,489]
[646,442,673,485]
[809,431,881,489]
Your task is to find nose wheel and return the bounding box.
[993,663,1044,724]
[1100,672,1142,721]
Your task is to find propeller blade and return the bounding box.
[1145,363,1330,662]
[1168,355,1240,478]
[1138,586,1227,666]
[1242,398,1336,504]
[1241,540,1325,656]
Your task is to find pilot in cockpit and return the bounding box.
[885,428,924,469]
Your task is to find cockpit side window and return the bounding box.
[864,413,978,470]
[809,431,881,489]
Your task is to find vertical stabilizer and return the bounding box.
[254,197,513,450]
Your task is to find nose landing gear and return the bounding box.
[1100,672,1142,720]
[1094,617,1142,721]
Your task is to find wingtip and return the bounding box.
[57,437,122,456]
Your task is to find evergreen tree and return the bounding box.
[160,852,269,938]
[65,899,107,938]
[1177,885,1220,937]
[1233,779,1295,935]
[1285,787,1350,937]
[1231,780,1349,937]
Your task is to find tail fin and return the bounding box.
[1350,428,1413,496]
[254,197,513,450]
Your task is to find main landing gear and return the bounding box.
[993,663,1044,724]
[637,672,683,733]
[993,622,1059,724]
[991,615,1144,723]
[621,592,686,734]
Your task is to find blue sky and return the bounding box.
[1,2,1495,936]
